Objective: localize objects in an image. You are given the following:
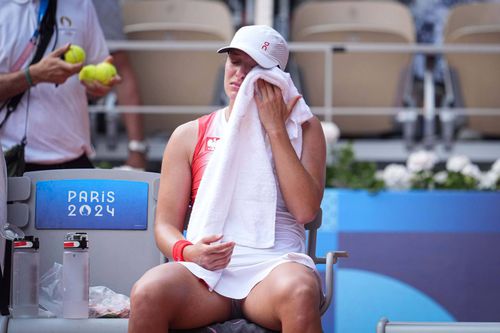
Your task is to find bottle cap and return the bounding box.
[64,232,89,249]
[13,235,39,250]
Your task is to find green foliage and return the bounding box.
[94,161,113,169]
[410,171,435,190]
[435,171,479,190]
[326,145,500,191]
[326,143,384,191]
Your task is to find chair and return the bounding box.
[2,169,346,333]
[6,169,162,296]
[302,209,349,316]
[442,2,500,138]
[291,1,415,137]
[121,0,234,138]
[2,168,161,333]
[377,317,500,333]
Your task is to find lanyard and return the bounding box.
[33,0,49,40]
[10,0,50,72]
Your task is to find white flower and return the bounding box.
[461,164,481,180]
[491,159,500,176]
[434,171,448,184]
[322,121,340,166]
[479,171,499,190]
[446,155,471,173]
[382,164,411,190]
[407,150,438,173]
[321,121,340,145]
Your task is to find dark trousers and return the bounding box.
[24,153,94,172]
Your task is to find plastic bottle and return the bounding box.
[62,232,89,319]
[11,236,40,318]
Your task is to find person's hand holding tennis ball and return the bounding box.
[79,62,118,85]
[94,62,118,85]
[60,44,119,97]
[68,50,120,99]
[79,60,120,98]
[64,44,118,85]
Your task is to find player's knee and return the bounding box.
[130,269,180,313]
[130,277,160,311]
[280,272,320,309]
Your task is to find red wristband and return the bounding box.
[172,239,193,262]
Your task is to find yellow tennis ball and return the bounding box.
[64,45,86,64]
[79,64,97,82]
[95,62,117,85]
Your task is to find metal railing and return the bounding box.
[89,40,500,152]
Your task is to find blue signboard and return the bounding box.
[318,189,500,333]
[35,179,149,230]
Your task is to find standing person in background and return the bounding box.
[93,0,148,171]
[409,0,477,81]
[0,0,120,172]
[400,0,493,104]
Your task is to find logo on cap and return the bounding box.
[261,42,270,51]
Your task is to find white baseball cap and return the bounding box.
[218,25,289,70]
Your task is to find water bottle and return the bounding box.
[62,232,89,319]
[11,236,40,318]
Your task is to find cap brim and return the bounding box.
[217,44,278,69]
[217,46,233,54]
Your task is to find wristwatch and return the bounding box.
[128,140,149,154]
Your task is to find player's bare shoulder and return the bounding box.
[162,120,198,160]
[171,120,198,143]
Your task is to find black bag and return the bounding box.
[4,140,26,177]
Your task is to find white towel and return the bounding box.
[186,67,313,248]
